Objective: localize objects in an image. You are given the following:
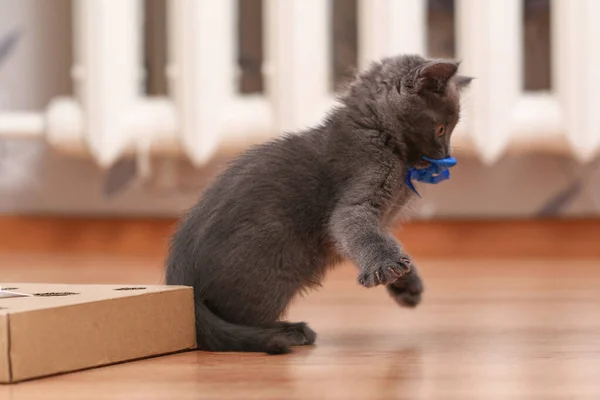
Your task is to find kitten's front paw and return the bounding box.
[387,272,424,307]
[358,256,411,288]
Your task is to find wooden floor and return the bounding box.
[2,247,600,399]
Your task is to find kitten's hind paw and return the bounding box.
[265,334,293,355]
[358,256,411,288]
[276,321,317,345]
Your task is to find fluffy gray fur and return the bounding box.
[165,54,473,354]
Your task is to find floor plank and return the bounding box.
[2,252,600,399]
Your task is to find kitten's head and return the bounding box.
[340,54,473,163]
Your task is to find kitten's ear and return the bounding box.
[453,75,474,91]
[415,60,458,94]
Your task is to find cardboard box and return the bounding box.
[0,283,196,383]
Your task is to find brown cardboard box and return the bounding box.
[0,283,196,383]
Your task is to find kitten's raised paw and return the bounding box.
[358,257,411,288]
[386,273,423,308]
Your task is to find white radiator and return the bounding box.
[0,0,599,171]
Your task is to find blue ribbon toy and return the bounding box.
[406,156,457,197]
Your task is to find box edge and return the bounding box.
[1,285,194,315]
[0,312,12,383]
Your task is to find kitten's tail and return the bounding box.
[193,299,291,355]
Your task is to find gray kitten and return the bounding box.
[165,54,472,354]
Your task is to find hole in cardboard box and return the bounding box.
[33,292,79,297]
[114,287,147,291]
[2,287,18,290]
[0,307,7,310]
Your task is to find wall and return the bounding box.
[1,0,598,218]
[0,0,71,200]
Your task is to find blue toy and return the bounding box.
[406,156,457,197]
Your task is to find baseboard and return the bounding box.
[1,216,598,259]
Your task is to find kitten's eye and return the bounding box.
[435,124,446,137]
